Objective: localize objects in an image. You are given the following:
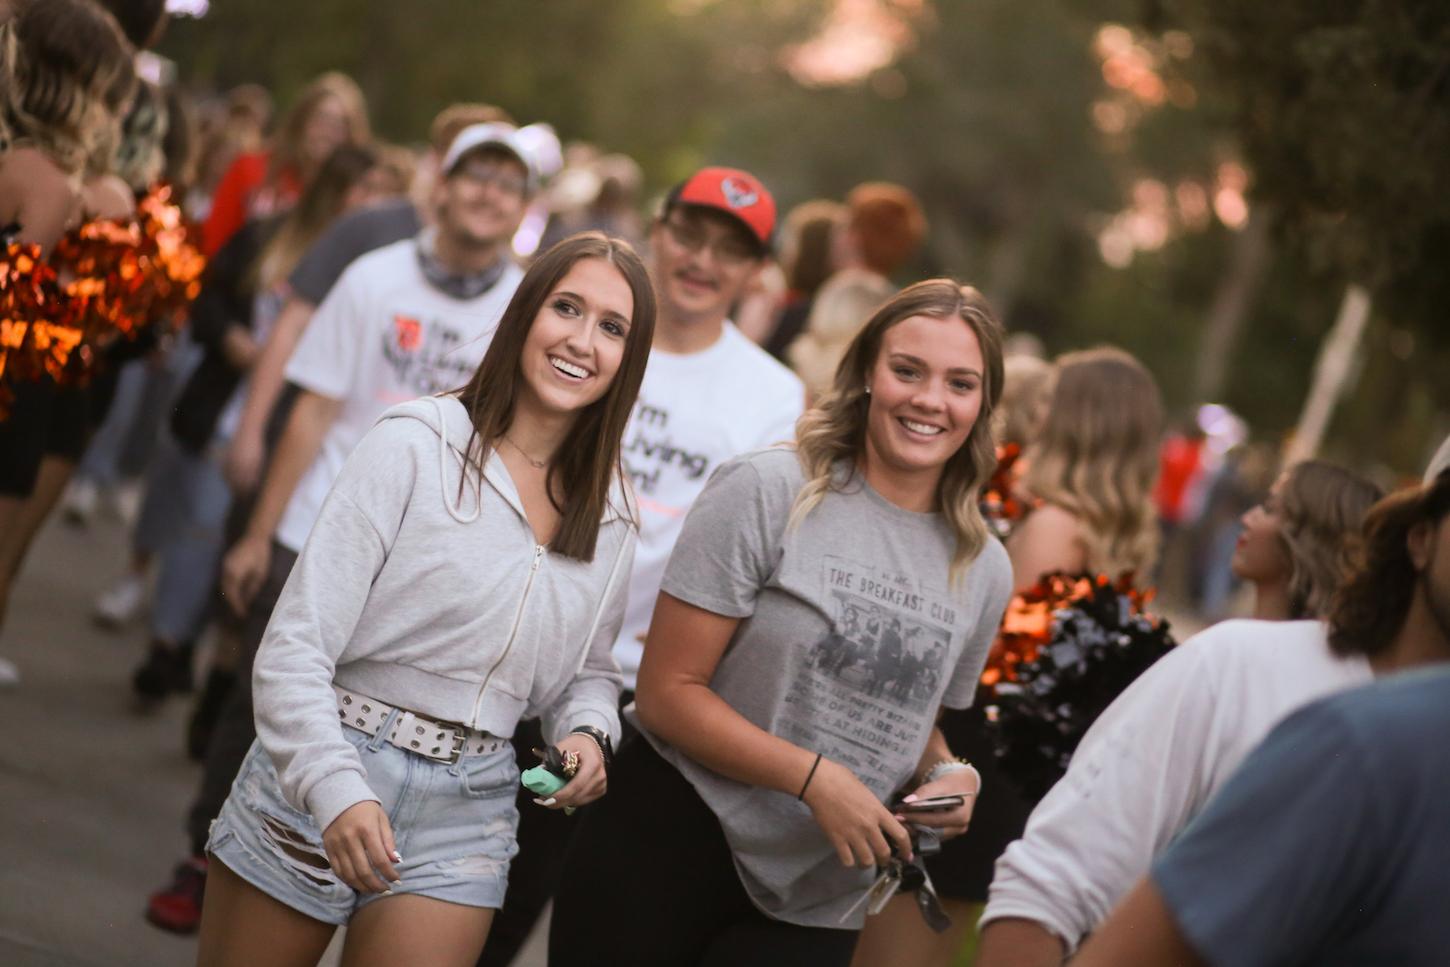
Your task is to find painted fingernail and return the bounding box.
[532,797,547,805]
[902,795,918,802]
[392,851,402,862]
[382,890,394,896]
[542,798,556,806]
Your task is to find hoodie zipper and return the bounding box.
[472,542,545,723]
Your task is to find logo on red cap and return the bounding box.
[720,176,759,211]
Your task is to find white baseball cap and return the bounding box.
[1426,434,1450,484]
[441,122,546,195]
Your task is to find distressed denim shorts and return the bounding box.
[208,709,519,924]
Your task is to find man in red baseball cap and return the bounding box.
[476,165,805,967]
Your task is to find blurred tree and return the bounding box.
[1148,0,1450,468]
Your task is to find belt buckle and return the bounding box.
[446,730,468,764]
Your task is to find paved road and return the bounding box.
[0,513,548,967]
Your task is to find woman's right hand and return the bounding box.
[225,428,265,493]
[802,758,913,869]
[321,800,401,894]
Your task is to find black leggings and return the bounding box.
[550,737,859,967]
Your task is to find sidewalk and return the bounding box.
[0,513,550,967]
[0,514,199,966]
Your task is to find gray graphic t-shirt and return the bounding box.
[646,447,1013,928]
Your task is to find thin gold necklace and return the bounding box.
[503,434,548,469]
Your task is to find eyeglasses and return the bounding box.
[454,159,528,198]
[663,216,760,266]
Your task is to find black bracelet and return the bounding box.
[798,752,823,800]
[569,725,613,775]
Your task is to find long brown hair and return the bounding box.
[791,280,1005,585]
[1329,470,1450,658]
[1023,347,1164,579]
[1276,460,1383,619]
[255,143,380,290]
[270,72,369,181]
[455,232,656,561]
[1,0,136,174]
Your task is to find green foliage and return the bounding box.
[158,0,1447,471]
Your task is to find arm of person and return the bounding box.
[219,388,341,612]
[1066,879,1206,967]
[252,419,419,894]
[223,294,317,492]
[976,640,1224,966]
[1006,503,1087,591]
[0,148,79,256]
[1076,699,1382,967]
[537,526,635,811]
[636,591,913,867]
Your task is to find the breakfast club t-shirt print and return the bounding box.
[646,448,1013,928]
[783,556,959,796]
[276,237,523,552]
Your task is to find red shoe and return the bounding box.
[145,855,208,933]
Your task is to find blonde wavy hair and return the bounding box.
[1022,347,1164,579]
[790,280,1006,585]
[1277,460,1383,619]
[0,0,135,175]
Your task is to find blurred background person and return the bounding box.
[111,144,391,712]
[0,0,137,685]
[787,182,926,398]
[762,199,846,361]
[185,84,273,222]
[1070,466,1450,967]
[973,459,1382,967]
[201,70,369,257]
[220,103,514,500]
[538,148,644,251]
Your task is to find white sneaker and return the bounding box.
[61,478,100,526]
[94,574,146,628]
[0,657,18,687]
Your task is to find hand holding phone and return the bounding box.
[893,793,967,813]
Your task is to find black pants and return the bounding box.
[549,737,859,967]
[186,541,297,856]
[476,696,640,967]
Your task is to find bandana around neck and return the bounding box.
[414,228,509,300]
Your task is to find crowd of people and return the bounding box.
[2,2,1448,966]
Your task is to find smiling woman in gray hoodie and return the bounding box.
[196,232,656,967]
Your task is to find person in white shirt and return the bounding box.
[477,166,806,967]
[972,459,1383,967]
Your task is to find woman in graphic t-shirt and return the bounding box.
[552,280,1014,967]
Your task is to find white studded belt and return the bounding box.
[334,685,508,764]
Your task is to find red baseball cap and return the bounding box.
[670,167,776,251]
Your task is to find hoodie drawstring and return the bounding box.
[429,396,482,524]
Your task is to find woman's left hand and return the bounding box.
[893,766,981,840]
[537,734,608,810]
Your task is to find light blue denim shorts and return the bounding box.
[208,709,519,924]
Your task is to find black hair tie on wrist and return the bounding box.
[799,753,823,800]
[569,725,613,775]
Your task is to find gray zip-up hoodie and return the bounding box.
[253,396,634,833]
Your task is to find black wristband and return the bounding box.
[569,725,613,774]
[798,752,823,800]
